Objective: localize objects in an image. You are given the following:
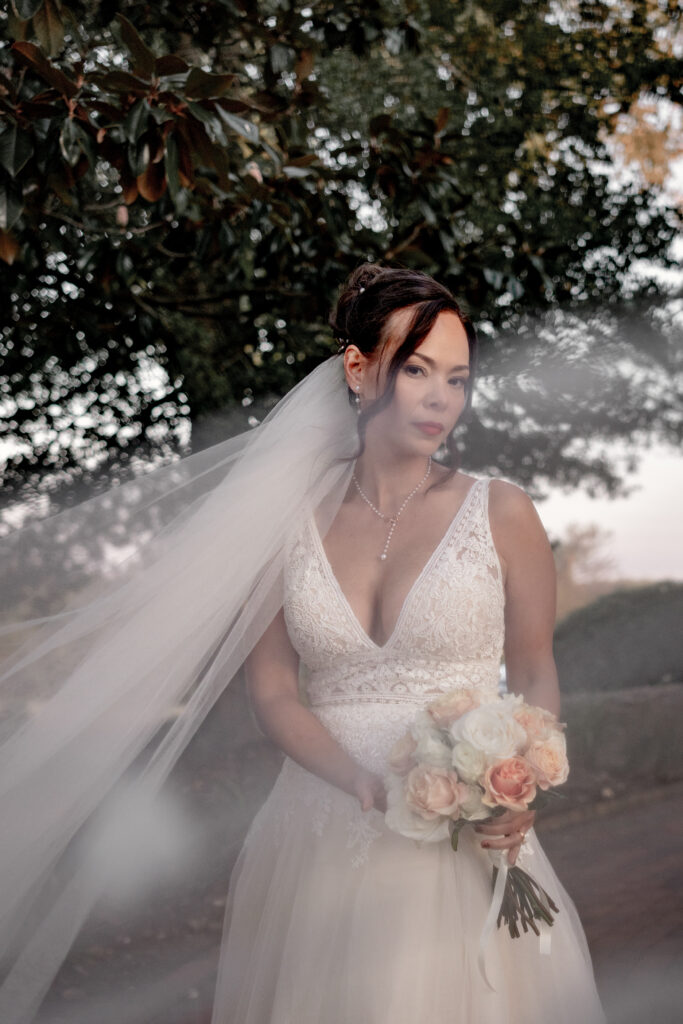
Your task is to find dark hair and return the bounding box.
[329,262,478,478]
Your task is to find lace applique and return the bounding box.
[243,757,382,869]
[345,807,384,869]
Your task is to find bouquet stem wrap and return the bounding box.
[477,844,554,991]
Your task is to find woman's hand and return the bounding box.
[474,808,536,866]
[352,767,387,814]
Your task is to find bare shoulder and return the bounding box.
[487,478,552,572]
[488,477,538,523]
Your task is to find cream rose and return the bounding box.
[387,732,418,777]
[451,740,488,783]
[384,778,451,843]
[449,703,527,760]
[404,764,464,820]
[524,732,569,789]
[482,756,537,811]
[513,704,558,748]
[427,688,484,728]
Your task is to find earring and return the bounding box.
[354,384,361,415]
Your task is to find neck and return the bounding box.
[352,444,432,512]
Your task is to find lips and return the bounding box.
[414,421,444,435]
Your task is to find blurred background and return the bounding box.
[1,1,681,1022]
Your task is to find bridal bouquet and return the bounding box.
[383,688,567,945]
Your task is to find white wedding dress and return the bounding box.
[211,476,607,1023]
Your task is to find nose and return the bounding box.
[425,376,450,410]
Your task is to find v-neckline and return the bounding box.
[309,477,482,652]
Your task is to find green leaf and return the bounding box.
[122,99,150,144]
[90,70,150,95]
[260,139,282,172]
[11,0,44,19]
[115,14,155,79]
[0,124,34,176]
[148,106,174,126]
[215,106,259,145]
[185,67,237,100]
[127,136,151,176]
[0,180,23,230]
[7,9,29,41]
[59,119,93,166]
[33,0,64,57]
[450,818,468,852]
[187,103,228,147]
[164,133,180,200]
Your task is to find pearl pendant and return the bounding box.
[380,554,387,560]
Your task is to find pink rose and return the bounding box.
[388,732,418,776]
[524,733,569,790]
[513,704,560,749]
[404,764,465,820]
[427,688,484,728]
[482,757,537,812]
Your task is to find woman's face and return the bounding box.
[351,309,471,456]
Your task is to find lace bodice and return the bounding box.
[250,476,507,866]
[285,475,504,707]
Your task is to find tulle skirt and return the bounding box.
[210,757,607,1024]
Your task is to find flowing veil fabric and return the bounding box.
[0,353,358,1022]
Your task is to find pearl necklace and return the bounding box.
[352,457,432,561]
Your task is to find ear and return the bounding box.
[343,345,367,394]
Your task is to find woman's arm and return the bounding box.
[489,479,561,718]
[476,479,561,865]
[245,606,387,812]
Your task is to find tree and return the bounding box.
[1,0,681,518]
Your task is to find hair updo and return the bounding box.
[329,262,478,474]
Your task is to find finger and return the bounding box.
[475,823,520,836]
[479,835,520,850]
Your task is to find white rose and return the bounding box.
[450,703,527,760]
[384,778,451,843]
[456,783,490,821]
[451,740,488,783]
[410,712,452,769]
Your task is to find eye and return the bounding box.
[404,364,426,377]
[450,377,468,388]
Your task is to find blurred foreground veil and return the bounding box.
[0,353,357,1023]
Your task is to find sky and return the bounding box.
[536,443,683,583]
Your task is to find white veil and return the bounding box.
[0,352,359,1022]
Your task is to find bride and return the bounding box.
[0,263,606,1024]
[210,264,607,1023]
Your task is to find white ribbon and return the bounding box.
[477,835,553,991]
[477,848,509,991]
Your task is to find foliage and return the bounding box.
[554,581,683,692]
[0,0,681,513]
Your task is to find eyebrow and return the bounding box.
[410,353,470,372]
